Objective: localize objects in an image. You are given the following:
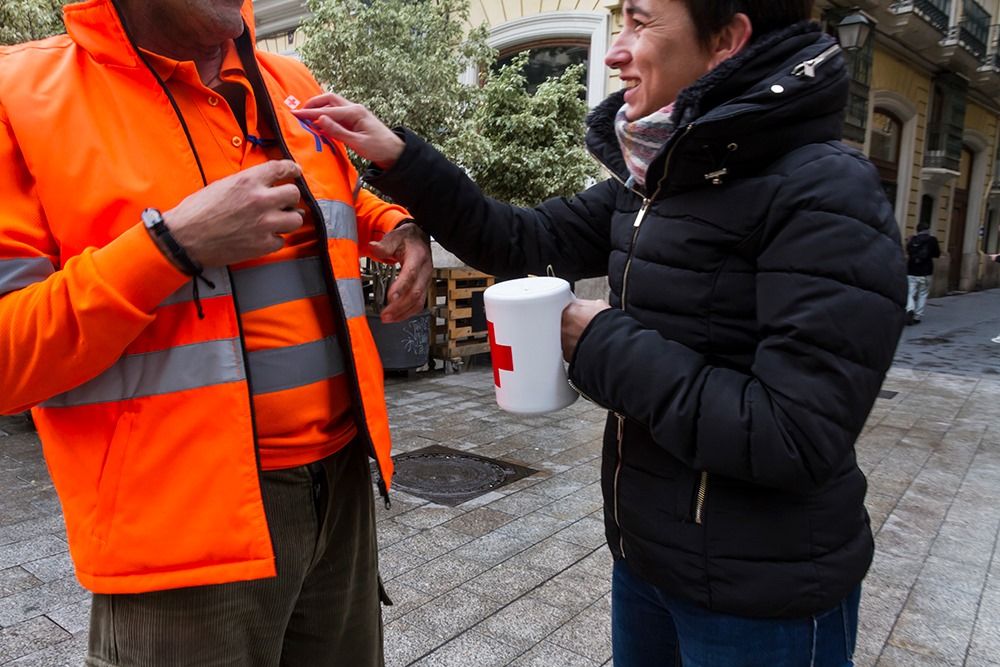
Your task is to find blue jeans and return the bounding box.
[612,561,860,667]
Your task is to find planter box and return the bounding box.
[366,310,431,371]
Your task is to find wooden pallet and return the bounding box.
[427,267,495,372]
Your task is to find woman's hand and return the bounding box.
[562,298,611,361]
[292,93,405,170]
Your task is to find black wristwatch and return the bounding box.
[141,208,204,277]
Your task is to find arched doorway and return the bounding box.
[948,146,975,292]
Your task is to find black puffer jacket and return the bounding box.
[368,23,907,618]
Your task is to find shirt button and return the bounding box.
[232,136,243,148]
[207,96,219,106]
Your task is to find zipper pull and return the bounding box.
[792,59,816,78]
[634,199,651,227]
[792,44,842,78]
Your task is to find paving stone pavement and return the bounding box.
[2,289,1000,666]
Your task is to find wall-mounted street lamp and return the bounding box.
[836,10,874,53]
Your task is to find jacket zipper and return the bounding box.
[694,471,709,524]
[588,125,695,559]
[235,35,392,507]
[791,44,842,78]
[613,412,626,557]
[615,126,693,555]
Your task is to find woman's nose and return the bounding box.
[604,35,631,69]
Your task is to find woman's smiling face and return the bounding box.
[605,0,732,121]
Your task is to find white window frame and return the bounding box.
[463,11,610,108]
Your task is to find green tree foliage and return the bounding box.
[300,0,597,203]
[455,53,596,206]
[0,0,67,46]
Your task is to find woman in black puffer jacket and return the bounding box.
[295,1,906,664]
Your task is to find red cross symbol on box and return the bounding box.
[487,320,513,387]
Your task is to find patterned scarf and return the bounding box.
[614,102,676,187]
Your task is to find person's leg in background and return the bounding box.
[905,275,919,324]
[912,275,931,323]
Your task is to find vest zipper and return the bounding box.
[235,35,391,508]
[110,7,281,548]
[694,471,709,524]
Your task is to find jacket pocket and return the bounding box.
[93,412,134,545]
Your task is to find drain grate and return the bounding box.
[384,445,538,506]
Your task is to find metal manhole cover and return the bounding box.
[384,445,538,506]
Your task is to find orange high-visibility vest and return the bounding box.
[0,0,407,593]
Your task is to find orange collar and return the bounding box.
[140,39,247,87]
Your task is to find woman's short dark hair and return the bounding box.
[681,1,815,46]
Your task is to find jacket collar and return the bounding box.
[64,0,257,69]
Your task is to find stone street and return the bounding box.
[2,289,1000,666]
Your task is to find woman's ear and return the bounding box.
[707,12,753,69]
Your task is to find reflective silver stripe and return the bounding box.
[160,266,232,307]
[337,278,365,320]
[0,257,55,295]
[247,336,345,395]
[317,199,358,242]
[41,338,245,408]
[231,257,327,313]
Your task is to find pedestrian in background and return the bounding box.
[905,222,941,325]
[0,0,431,664]
[295,0,907,664]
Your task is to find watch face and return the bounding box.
[141,208,163,229]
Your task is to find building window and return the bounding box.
[870,108,902,203]
[475,12,609,107]
[924,74,968,171]
[494,40,589,95]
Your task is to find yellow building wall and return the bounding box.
[871,48,931,233]
[257,29,308,55]
[965,103,998,193]
[605,0,621,93]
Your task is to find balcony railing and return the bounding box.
[891,0,953,33]
[956,0,991,59]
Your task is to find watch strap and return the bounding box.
[142,208,204,278]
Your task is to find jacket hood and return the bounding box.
[587,22,848,192]
[64,0,257,69]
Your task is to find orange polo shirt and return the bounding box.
[143,41,356,470]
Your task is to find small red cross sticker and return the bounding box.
[487,320,513,387]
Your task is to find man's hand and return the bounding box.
[369,222,433,323]
[165,160,305,267]
[292,93,404,170]
[562,298,611,361]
